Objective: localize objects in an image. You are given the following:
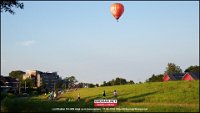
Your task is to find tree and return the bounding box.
[64,76,78,89]
[111,79,115,86]
[115,77,121,85]
[102,81,107,86]
[120,78,127,85]
[1,0,24,14]
[96,83,99,87]
[115,77,127,85]
[20,78,34,93]
[129,80,135,84]
[55,82,59,90]
[9,70,25,81]
[39,82,47,93]
[21,78,33,88]
[146,74,164,82]
[184,65,200,72]
[88,83,95,88]
[55,77,63,90]
[62,84,66,90]
[77,82,84,88]
[165,63,182,74]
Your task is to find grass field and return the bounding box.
[1,80,199,112]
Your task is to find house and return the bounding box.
[163,74,170,81]
[163,73,185,82]
[182,72,199,81]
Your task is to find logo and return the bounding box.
[94,99,117,107]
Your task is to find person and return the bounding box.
[77,93,80,101]
[47,92,51,100]
[113,90,118,98]
[49,91,53,100]
[56,90,59,98]
[103,90,106,99]
[53,91,56,100]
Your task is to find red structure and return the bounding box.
[163,73,184,82]
[163,72,199,82]
[163,74,170,82]
[182,73,193,80]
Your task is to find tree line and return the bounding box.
[4,63,200,92]
[101,77,134,87]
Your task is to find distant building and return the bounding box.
[23,70,59,90]
[23,70,42,88]
[0,75,19,93]
[40,72,59,90]
[182,72,199,81]
[163,73,185,82]
[163,72,199,82]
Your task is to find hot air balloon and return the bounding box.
[110,3,124,22]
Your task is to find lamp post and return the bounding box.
[25,81,26,92]
[16,78,20,94]
[54,82,55,91]
[19,81,21,94]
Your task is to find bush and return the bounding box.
[7,93,15,98]
[0,92,7,101]
[0,92,16,101]
[31,91,38,95]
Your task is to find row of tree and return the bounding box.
[101,77,134,86]
[146,63,199,82]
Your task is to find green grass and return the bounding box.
[1,80,199,112]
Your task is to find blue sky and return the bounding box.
[1,1,199,84]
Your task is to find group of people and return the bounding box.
[47,91,56,100]
[46,90,62,100]
[46,89,118,101]
[77,90,118,101]
[103,90,118,99]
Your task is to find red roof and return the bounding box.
[183,73,193,80]
[163,74,170,81]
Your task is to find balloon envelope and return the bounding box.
[110,3,124,20]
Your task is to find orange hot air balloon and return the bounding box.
[110,3,124,21]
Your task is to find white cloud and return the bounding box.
[21,40,35,46]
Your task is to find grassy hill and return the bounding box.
[1,80,199,112]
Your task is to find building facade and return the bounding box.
[163,72,199,82]
[40,72,59,90]
[0,75,19,93]
[23,70,59,90]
